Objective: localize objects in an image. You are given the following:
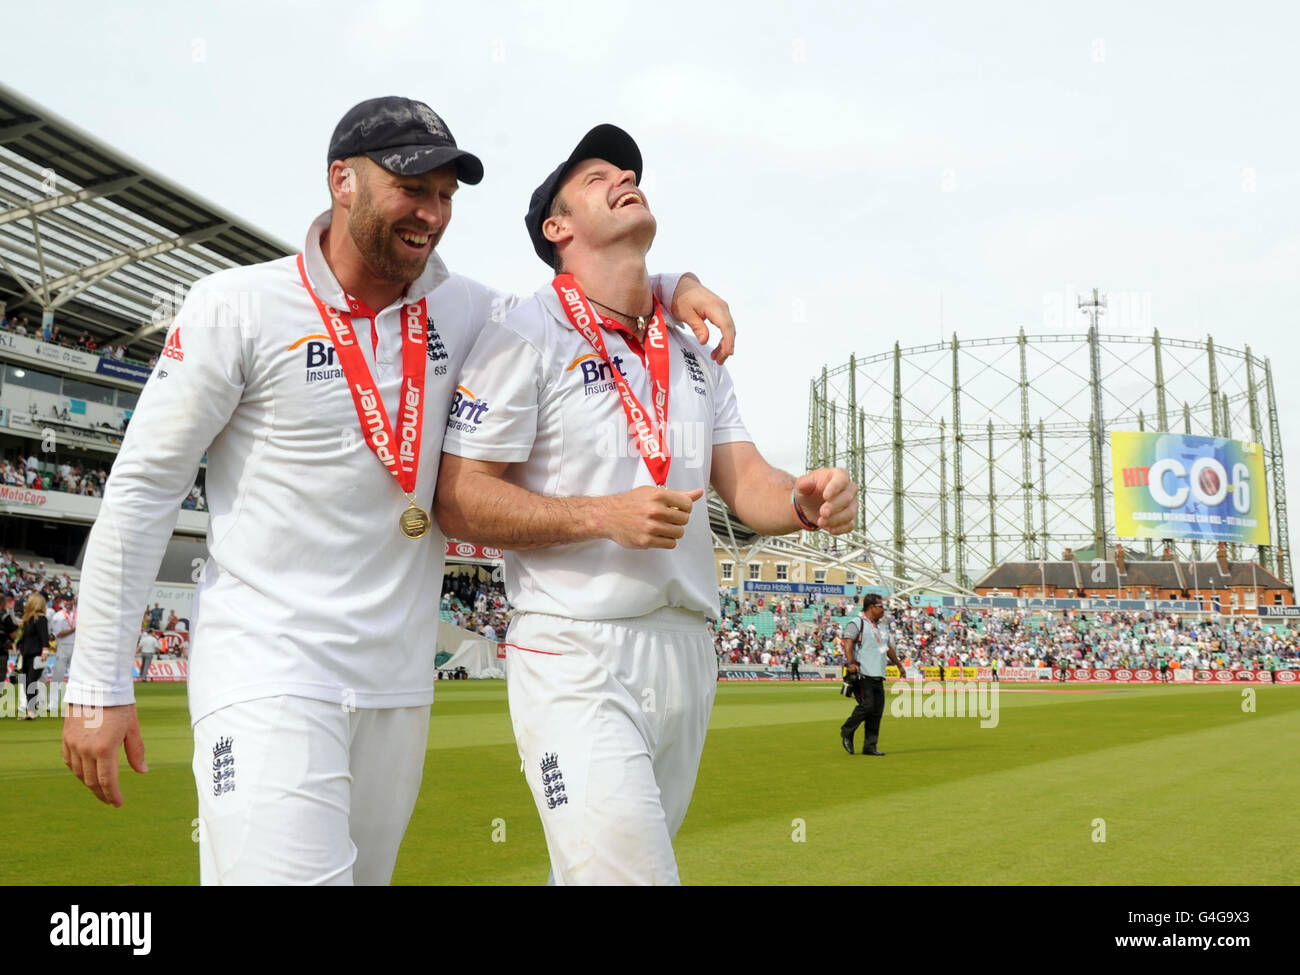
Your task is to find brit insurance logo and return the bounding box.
[289,321,447,382]
[448,384,489,434]
[287,333,342,384]
[566,352,626,395]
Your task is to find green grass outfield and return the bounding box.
[2,680,1297,885]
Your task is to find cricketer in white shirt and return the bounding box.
[435,124,857,885]
[50,601,76,683]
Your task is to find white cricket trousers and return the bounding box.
[51,646,73,683]
[505,607,717,885]
[192,695,429,885]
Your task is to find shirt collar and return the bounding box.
[300,210,450,310]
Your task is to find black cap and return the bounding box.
[328,96,483,185]
[525,124,642,266]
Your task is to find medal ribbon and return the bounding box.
[296,254,428,495]
[552,274,671,486]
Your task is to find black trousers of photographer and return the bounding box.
[841,676,886,750]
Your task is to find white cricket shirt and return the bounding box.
[51,608,76,655]
[66,213,683,720]
[441,283,751,621]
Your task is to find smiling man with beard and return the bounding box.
[60,97,737,885]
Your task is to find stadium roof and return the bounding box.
[0,82,292,358]
[977,561,1082,590]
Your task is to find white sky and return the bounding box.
[5,0,1299,564]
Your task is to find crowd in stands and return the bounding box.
[440,573,510,644]
[2,551,188,690]
[1,550,75,682]
[888,605,1300,672]
[140,601,184,637]
[0,446,206,508]
[712,590,856,668]
[432,579,1300,674]
[9,542,1300,681]
[0,549,73,608]
[1,447,110,497]
[0,312,153,367]
[709,592,1300,673]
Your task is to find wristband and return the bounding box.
[790,489,819,531]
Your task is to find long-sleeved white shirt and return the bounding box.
[66,212,681,722]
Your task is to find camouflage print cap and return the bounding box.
[328,96,483,184]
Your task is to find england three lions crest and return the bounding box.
[212,736,235,797]
[540,751,568,809]
[426,317,448,374]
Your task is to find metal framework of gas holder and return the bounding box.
[806,321,1289,593]
[705,494,975,603]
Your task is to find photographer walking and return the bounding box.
[839,595,905,756]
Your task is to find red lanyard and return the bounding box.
[296,254,428,494]
[552,274,671,485]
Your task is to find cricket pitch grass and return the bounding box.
[2,680,1296,885]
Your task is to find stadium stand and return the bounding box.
[0,80,286,581]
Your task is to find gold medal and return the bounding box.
[400,497,431,539]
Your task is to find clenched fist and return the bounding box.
[794,468,857,535]
[602,486,705,549]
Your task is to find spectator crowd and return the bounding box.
[440,573,510,645]
[2,550,189,696]
[1,312,152,367]
[9,549,1299,689]
[0,447,206,508]
[1,448,110,497]
[2,550,76,690]
[709,593,1300,674]
[432,580,1300,675]
[1,548,74,609]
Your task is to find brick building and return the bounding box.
[713,548,870,588]
[975,542,1292,613]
